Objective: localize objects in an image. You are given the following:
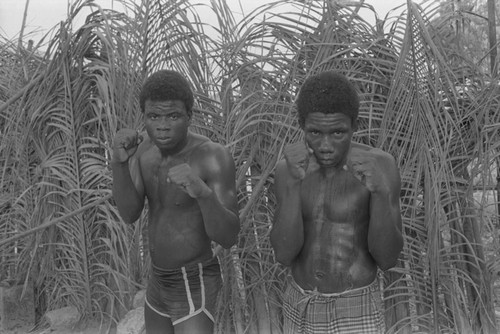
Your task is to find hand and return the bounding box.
[167,163,212,198]
[347,148,398,194]
[112,129,143,163]
[283,142,313,180]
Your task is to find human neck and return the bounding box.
[319,164,345,178]
[318,155,349,177]
[159,132,191,158]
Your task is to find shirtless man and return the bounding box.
[271,71,403,333]
[111,70,240,334]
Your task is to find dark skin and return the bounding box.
[111,100,239,334]
[271,112,403,293]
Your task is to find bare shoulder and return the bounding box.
[350,141,396,162]
[350,141,372,152]
[192,134,228,156]
[190,133,234,172]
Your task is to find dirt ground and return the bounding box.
[1,319,116,334]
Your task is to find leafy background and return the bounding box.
[1,0,499,333]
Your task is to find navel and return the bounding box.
[315,270,325,280]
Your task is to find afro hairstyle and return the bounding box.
[296,71,359,127]
[139,70,194,114]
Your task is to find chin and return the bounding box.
[318,160,339,168]
[154,141,174,149]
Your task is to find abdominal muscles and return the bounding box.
[148,203,213,270]
[294,171,377,292]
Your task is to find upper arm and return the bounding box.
[202,143,238,214]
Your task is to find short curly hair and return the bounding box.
[139,70,194,114]
[296,71,359,127]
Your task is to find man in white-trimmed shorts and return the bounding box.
[145,257,221,326]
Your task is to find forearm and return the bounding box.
[111,161,144,223]
[368,192,403,270]
[196,189,240,249]
[270,180,304,266]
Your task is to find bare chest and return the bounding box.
[141,154,201,209]
[300,171,370,224]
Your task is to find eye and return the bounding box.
[149,114,158,120]
[169,114,180,120]
[332,129,347,136]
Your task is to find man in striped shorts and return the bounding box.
[271,71,404,333]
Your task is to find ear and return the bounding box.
[352,118,358,132]
[298,118,305,129]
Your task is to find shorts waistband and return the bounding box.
[289,275,379,298]
[152,256,220,277]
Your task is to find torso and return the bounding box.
[291,151,378,293]
[138,135,213,269]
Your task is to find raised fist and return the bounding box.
[283,142,313,180]
[348,147,399,194]
[167,163,211,198]
[112,129,143,163]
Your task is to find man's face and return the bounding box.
[144,99,191,153]
[303,112,355,168]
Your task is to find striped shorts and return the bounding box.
[283,276,385,334]
[145,257,222,325]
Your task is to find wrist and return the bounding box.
[196,185,213,199]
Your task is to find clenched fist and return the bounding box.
[167,163,212,198]
[112,129,143,163]
[283,142,314,180]
[347,147,399,194]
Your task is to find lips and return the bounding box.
[317,154,334,160]
[316,156,337,166]
[319,159,335,165]
[155,137,171,145]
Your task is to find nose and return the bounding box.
[157,116,171,130]
[318,135,334,152]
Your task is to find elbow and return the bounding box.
[120,214,139,225]
[270,235,298,266]
[271,242,296,266]
[118,208,141,225]
[377,257,399,271]
[220,241,236,249]
[372,248,401,271]
[218,234,238,249]
[213,221,240,249]
[115,198,143,225]
[373,237,404,271]
[275,253,294,267]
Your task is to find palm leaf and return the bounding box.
[1,0,499,333]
